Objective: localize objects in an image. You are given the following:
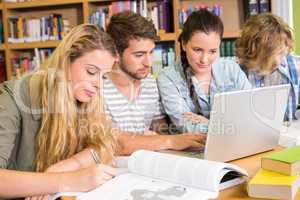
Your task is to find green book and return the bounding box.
[220,41,225,57]
[261,146,300,176]
[231,40,236,56]
[225,40,231,57]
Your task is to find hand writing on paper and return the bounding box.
[60,164,118,191]
[25,164,117,200]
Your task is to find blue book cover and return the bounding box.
[163,0,171,32]
[249,0,259,15]
[259,0,270,13]
[157,1,162,30]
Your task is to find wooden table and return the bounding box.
[218,147,300,199]
[63,147,300,200]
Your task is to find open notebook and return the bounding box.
[51,150,248,200]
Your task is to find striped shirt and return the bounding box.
[103,75,165,133]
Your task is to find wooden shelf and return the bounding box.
[223,30,241,38]
[8,41,61,50]
[0,0,246,80]
[177,29,241,39]
[5,0,83,9]
[88,0,112,3]
[0,44,5,50]
[159,32,177,42]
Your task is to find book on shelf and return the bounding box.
[152,46,175,76]
[248,0,259,15]
[259,0,270,13]
[244,0,271,19]
[89,8,108,30]
[0,20,3,43]
[0,53,6,83]
[51,150,248,200]
[248,169,300,200]
[8,15,70,43]
[179,4,222,28]
[89,0,172,33]
[156,0,172,32]
[150,5,159,31]
[220,40,236,58]
[139,0,147,18]
[261,145,300,176]
[12,48,53,78]
[89,0,144,29]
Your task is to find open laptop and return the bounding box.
[162,84,290,162]
[203,84,290,162]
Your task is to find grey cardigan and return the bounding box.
[0,73,42,171]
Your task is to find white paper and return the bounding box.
[77,173,216,200]
[50,150,247,200]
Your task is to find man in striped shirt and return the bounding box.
[105,11,206,155]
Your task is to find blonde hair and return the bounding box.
[236,13,294,75]
[35,24,117,172]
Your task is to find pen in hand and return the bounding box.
[90,149,101,164]
[90,148,127,177]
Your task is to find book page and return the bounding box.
[115,156,130,168]
[218,169,248,190]
[128,150,240,192]
[77,173,218,200]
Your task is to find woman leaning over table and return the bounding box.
[157,9,251,134]
[0,24,118,199]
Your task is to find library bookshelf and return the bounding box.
[0,0,245,80]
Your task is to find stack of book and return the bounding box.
[248,146,300,200]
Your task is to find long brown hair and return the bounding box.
[35,24,117,172]
[179,9,223,113]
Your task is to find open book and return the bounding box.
[73,150,248,200]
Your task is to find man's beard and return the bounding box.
[119,61,148,80]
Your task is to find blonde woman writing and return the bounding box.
[0,24,118,198]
